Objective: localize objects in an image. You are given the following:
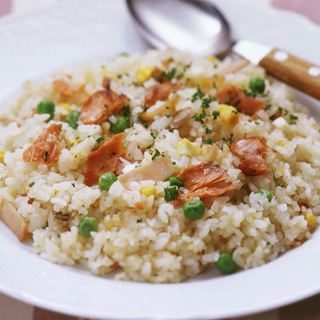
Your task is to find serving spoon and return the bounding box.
[126,0,320,100]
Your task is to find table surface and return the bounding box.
[0,0,320,319]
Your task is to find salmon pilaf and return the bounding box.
[0,48,319,282]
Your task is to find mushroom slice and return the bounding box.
[118,155,175,189]
[167,107,192,131]
[0,202,28,242]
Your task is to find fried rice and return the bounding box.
[0,48,319,283]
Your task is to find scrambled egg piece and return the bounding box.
[137,67,154,83]
[58,103,71,111]
[178,139,202,156]
[0,150,7,163]
[216,104,239,128]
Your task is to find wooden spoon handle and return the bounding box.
[259,48,320,100]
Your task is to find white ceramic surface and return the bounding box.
[0,1,320,319]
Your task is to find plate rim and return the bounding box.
[0,1,320,319]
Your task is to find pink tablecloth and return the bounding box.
[0,0,319,319]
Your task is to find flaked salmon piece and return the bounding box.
[80,89,130,125]
[176,162,237,203]
[102,77,111,90]
[216,86,265,115]
[23,124,62,165]
[53,79,79,96]
[230,136,270,176]
[178,182,238,202]
[0,201,28,242]
[145,82,180,107]
[178,161,229,191]
[84,132,126,186]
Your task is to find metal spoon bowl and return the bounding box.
[126,0,232,56]
[126,0,320,100]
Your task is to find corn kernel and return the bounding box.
[37,244,41,249]
[140,186,157,197]
[306,214,317,227]
[279,167,284,175]
[178,138,202,157]
[54,190,59,194]
[113,216,121,227]
[279,140,285,147]
[69,139,79,146]
[0,150,7,163]
[58,103,71,111]
[103,220,113,230]
[103,217,121,230]
[136,67,154,83]
[207,56,216,63]
[216,104,239,128]
[24,187,29,194]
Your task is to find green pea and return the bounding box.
[164,186,178,202]
[99,172,117,190]
[183,199,205,220]
[165,175,184,188]
[110,115,130,134]
[66,110,80,129]
[215,252,237,274]
[78,216,98,237]
[249,77,265,94]
[36,99,55,122]
[256,188,273,202]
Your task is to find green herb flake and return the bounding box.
[289,114,298,125]
[203,139,213,145]
[191,87,205,102]
[273,170,284,188]
[212,110,220,120]
[44,151,49,162]
[222,133,234,146]
[123,105,131,117]
[192,112,207,124]
[153,68,176,83]
[104,104,109,109]
[224,97,231,104]
[134,115,142,124]
[118,52,129,57]
[150,149,164,160]
[201,96,216,109]
[28,182,35,188]
[136,218,143,223]
[71,183,76,187]
[95,137,105,146]
[176,72,184,80]
[203,126,212,134]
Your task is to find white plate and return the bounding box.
[0,1,320,319]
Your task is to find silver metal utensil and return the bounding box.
[126,0,320,100]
